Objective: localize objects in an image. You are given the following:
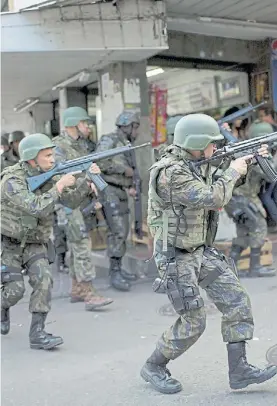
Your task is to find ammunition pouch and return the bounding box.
[199,247,234,288]
[167,276,204,315]
[1,265,23,283]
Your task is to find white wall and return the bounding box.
[1,104,53,134]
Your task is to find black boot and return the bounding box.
[57,253,68,273]
[227,342,277,390]
[29,312,63,350]
[109,258,131,291]
[116,257,137,281]
[1,308,10,335]
[229,245,243,265]
[249,248,276,277]
[140,348,182,394]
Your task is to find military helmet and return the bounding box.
[173,114,224,151]
[9,130,25,144]
[248,120,273,139]
[166,116,183,136]
[19,133,55,161]
[63,107,90,127]
[115,111,140,127]
[1,133,9,147]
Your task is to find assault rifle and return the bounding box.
[217,101,267,142]
[191,132,277,183]
[27,143,151,192]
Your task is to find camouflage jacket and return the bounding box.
[147,145,241,252]
[95,129,133,189]
[1,150,18,171]
[1,162,91,243]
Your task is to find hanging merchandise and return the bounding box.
[271,39,277,112]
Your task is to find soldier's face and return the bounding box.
[77,121,90,137]
[33,148,55,171]
[204,143,215,158]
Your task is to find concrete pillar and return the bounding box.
[98,61,152,217]
[58,88,68,132]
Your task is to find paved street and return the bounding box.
[2,273,277,406]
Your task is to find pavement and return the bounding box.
[2,263,277,406]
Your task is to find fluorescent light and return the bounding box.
[14,98,39,113]
[52,70,91,91]
[146,68,164,78]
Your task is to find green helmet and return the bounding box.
[63,107,90,127]
[166,116,183,136]
[248,120,273,139]
[1,133,9,147]
[115,111,140,127]
[173,114,224,151]
[9,130,25,144]
[19,133,55,161]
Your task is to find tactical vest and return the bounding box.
[147,150,218,252]
[1,163,55,243]
[97,132,133,189]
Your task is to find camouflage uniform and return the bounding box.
[226,121,276,277]
[140,114,277,394]
[1,143,92,347]
[95,111,140,292]
[53,132,98,282]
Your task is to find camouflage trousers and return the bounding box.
[155,245,254,360]
[64,208,95,282]
[1,236,52,313]
[105,186,129,259]
[233,211,267,249]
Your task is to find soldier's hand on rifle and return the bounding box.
[257,144,269,158]
[128,187,137,197]
[88,163,101,174]
[230,155,254,176]
[125,167,134,177]
[89,182,98,197]
[56,174,77,193]
[221,122,232,132]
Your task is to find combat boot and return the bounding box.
[140,348,182,394]
[79,282,113,311]
[109,258,131,291]
[29,312,63,350]
[1,308,10,335]
[57,252,68,273]
[249,248,276,277]
[227,341,277,390]
[70,278,84,303]
[116,257,137,281]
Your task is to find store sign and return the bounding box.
[167,78,217,115]
[150,85,167,147]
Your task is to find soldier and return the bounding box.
[227,121,276,278]
[154,116,183,161]
[8,130,25,162]
[1,133,17,170]
[95,111,140,292]
[53,106,113,310]
[140,114,277,394]
[1,133,102,348]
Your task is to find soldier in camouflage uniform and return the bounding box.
[1,133,102,349]
[227,121,276,278]
[1,133,18,170]
[9,130,25,161]
[95,111,140,292]
[53,106,113,310]
[140,114,277,394]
